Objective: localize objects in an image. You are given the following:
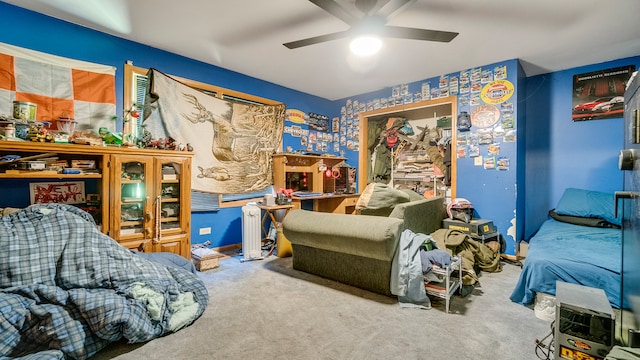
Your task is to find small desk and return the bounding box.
[258,204,294,256]
[290,193,360,214]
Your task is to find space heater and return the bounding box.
[241,204,263,262]
[554,281,614,360]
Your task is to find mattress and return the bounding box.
[509,218,622,309]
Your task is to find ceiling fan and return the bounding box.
[283,0,459,49]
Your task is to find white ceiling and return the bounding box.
[3,0,640,100]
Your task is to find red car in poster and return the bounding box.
[572,96,616,113]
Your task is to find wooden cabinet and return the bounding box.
[110,154,191,258]
[313,193,359,214]
[272,153,359,213]
[272,154,347,194]
[0,141,192,258]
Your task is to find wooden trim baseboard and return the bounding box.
[214,243,242,257]
[500,253,519,261]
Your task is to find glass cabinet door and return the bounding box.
[111,155,154,244]
[154,156,191,256]
[157,158,185,233]
[110,153,191,257]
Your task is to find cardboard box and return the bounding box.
[517,241,528,259]
[191,249,224,271]
[442,218,496,236]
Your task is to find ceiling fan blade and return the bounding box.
[283,30,351,49]
[376,0,416,18]
[382,25,459,42]
[309,0,357,25]
[354,0,378,16]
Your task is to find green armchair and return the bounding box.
[282,194,446,295]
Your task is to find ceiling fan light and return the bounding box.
[349,36,382,56]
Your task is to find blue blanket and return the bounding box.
[509,218,621,309]
[0,204,209,359]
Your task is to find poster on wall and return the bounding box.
[572,65,635,121]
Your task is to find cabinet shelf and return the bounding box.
[120,220,142,226]
[0,173,102,179]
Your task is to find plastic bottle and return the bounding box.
[4,124,15,138]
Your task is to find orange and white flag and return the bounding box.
[0,42,116,131]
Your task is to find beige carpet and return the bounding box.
[91,254,551,360]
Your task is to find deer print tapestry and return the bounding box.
[143,69,286,194]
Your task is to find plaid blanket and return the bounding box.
[0,204,209,359]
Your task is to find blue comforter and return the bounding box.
[509,218,621,309]
[0,204,209,359]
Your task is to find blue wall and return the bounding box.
[1,2,638,253]
[0,2,335,248]
[336,59,524,255]
[524,56,640,239]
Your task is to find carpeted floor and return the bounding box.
[91,254,552,360]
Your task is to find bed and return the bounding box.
[0,204,209,359]
[510,188,623,313]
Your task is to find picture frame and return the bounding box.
[572,65,635,121]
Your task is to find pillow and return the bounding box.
[554,188,621,226]
[397,188,426,202]
[548,209,620,228]
[354,183,410,217]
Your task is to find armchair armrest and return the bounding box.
[282,210,404,261]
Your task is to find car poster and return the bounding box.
[572,65,635,121]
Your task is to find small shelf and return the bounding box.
[425,257,462,313]
[121,220,143,226]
